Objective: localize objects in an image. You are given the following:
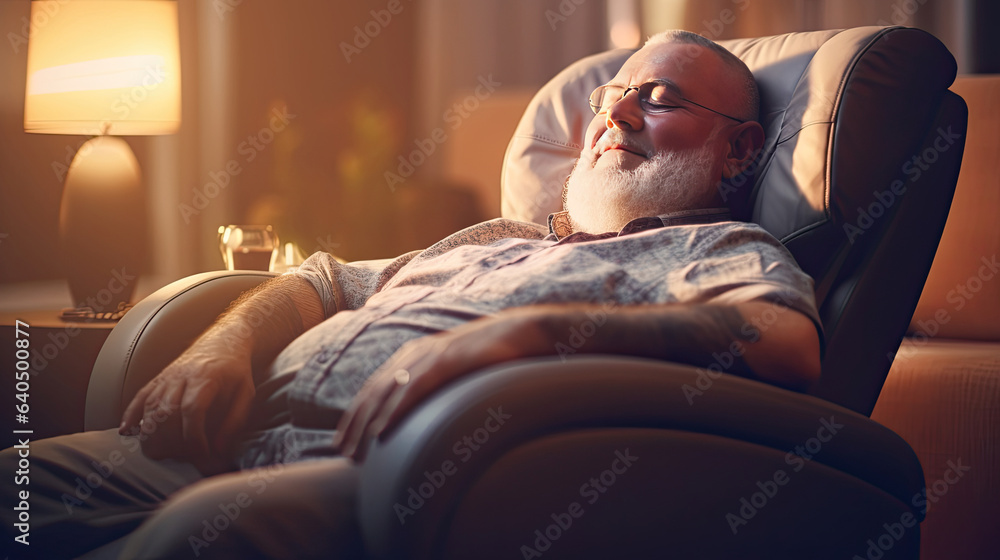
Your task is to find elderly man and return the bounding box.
[1,30,820,559]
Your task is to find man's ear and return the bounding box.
[722,121,765,179]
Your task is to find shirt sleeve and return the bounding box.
[672,222,824,352]
[285,250,422,319]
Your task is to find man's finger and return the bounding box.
[140,380,185,457]
[334,364,392,449]
[333,377,374,450]
[120,384,154,434]
[373,386,412,441]
[336,384,380,459]
[377,366,436,437]
[376,342,478,436]
[339,370,402,460]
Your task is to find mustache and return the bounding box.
[593,129,650,158]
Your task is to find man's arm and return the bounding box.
[119,274,324,472]
[335,300,821,460]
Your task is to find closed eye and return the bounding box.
[643,100,681,112]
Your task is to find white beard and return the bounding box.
[563,139,721,234]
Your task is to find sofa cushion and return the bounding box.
[872,338,1000,560]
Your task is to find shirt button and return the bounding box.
[317,349,332,363]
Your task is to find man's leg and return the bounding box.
[120,457,364,559]
[0,428,203,559]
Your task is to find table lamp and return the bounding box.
[24,0,181,314]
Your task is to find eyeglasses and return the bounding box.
[589,79,746,124]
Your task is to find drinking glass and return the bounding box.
[218,225,279,271]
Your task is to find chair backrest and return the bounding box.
[500,26,968,415]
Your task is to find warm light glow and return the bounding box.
[28,55,168,95]
[640,0,686,40]
[607,0,641,49]
[610,20,641,49]
[24,1,181,135]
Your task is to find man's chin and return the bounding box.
[594,150,646,171]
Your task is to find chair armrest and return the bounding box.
[359,356,925,559]
[84,270,278,431]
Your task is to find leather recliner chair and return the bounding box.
[86,26,967,559]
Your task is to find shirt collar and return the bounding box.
[546,207,733,240]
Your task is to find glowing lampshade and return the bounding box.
[23,0,182,313]
[24,0,181,136]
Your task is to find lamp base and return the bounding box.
[60,136,145,312]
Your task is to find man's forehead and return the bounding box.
[615,42,715,83]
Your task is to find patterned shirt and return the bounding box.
[237,210,820,467]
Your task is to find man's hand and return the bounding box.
[117,274,326,473]
[335,310,554,462]
[334,300,821,462]
[119,342,254,473]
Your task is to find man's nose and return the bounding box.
[605,90,644,131]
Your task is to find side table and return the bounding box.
[1,310,118,449]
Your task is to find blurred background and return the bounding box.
[0,0,996,297]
